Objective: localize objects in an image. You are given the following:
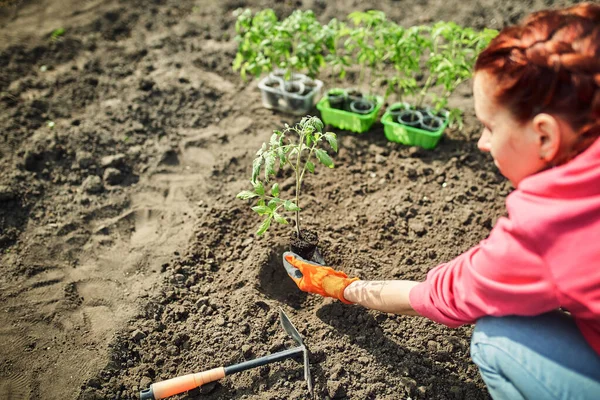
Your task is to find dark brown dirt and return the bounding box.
[0,0,581,399]
[291,229,319,261]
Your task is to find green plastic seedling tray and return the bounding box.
[316,91,384,133]
[381,109,449,149]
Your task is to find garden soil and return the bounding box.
[0,0,580,399]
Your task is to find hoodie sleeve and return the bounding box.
[408,216,560,327]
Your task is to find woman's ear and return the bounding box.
[532,113,561,163]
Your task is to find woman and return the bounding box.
[283,3,600,399]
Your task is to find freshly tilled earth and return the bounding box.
[0,0,576,399]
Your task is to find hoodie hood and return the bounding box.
[519,137,600,198]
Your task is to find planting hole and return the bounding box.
[257,246,308,309]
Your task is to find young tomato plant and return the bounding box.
[233,9,333,81]
[416,22,498,127]
[385,25,431,102]
[232,8,281,80]
[346,10,390,95]
[324,18,352,82]
[237,116,338,236]
[277,10,332,79]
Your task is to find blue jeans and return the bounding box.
[471,311,600,400]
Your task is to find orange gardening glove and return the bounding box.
[282,251,359,304]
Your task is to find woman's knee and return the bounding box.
[470,315,519,369]
[470,316,496,366]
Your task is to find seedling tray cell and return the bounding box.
[258,75,323,116]
[316,90,383,134]
[381,108,449,149]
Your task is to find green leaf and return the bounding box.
[237,190,258,200]
[305,134,313,147]
[306,160,315,173]
[51,28,65,40]
[315,149,334,168]
[271,183,280,197]
[252,157,263,183]
[273,212,288,225]
[268,199,278,210]
[253,180,265,196]
[264,152,276,182]
[284,200,300,212]
[256,216,272,236]
[270,133,279,146]
[252,205,271,215]
[323,132,338,152]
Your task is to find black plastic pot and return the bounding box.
[349,98,375,115]
[396,109,423,127]
[346,88,362,99]
[283,81,306,109]
[421,115,444,132]
[290,229,319,261]
[302,79,317,96]
[423,107,448,120]
[388,103,409,118]
[344,88,363,111]
[262,77,283,108]
[327,89,346,110]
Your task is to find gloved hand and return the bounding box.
[282,251,359,304]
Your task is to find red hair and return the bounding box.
[475,3,600,163]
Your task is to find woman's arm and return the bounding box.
[343,280,421,315]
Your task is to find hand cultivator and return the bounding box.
[139,308,312,399]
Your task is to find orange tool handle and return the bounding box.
[150,367,225,399]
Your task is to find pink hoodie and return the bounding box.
[409,137,600,356]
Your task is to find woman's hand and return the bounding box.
[282,251,359,304]
[283,251,421,315]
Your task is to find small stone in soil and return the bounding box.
[82,175,103,194]
[427,340,440,351]
[139,376,152,390]
[409,221,427,236]
[167,345,179,355]
[131,329,146,341]
[330,363,345,379]
[103,168,123,185]
[408,146,422,157]
[76,151,95,168]
[327,380,347,399]
[241,344,252,357]
[100,153,126,168]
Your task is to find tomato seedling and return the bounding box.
[237,116,337,236]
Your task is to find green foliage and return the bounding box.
[232,9,334,80]
[345,11,394,94]
[50,28,65,41]
[413,22,498,126]
[237,116,337,236]
[385,25,431,101]
[232,9,280,80]
[232,8,498,129]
